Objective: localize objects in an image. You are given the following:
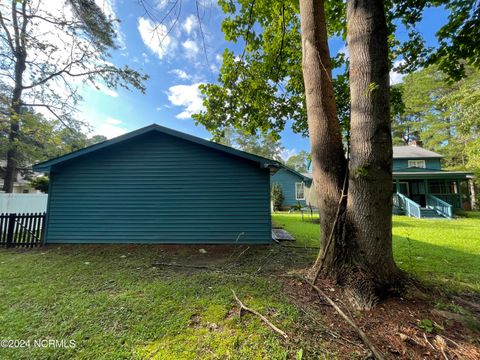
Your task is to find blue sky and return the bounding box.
[81,0,449,160]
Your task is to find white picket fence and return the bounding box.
[0,193,48,214]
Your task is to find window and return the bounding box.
[429,181,458,194]
[295,182,305,200]
[408,159,426,168]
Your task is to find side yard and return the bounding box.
[274,212,480,292]
[0,213,478,359]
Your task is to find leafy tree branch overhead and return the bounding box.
[0,0,147,192]
[194,0,479,142]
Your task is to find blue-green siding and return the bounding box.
[393,158,441,170]
[271,169,308,207]
[45,132,271,244]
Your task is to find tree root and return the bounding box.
[300,276,385,360]
[231,289,288,340]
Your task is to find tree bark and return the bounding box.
[298,0,349,274]
[3,0,27,193]
[345,0,402,308]
[470,178,477,210]
[299,0,403,309]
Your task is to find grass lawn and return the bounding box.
[0,245,312,359]
[273,212,480,292]
[0,213,478,359]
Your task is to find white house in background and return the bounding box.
[0,161,42,194]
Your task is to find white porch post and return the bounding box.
[469,178,477,210]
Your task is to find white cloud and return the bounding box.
[182,14,198,35]
[338,45,349,59]
[390,59,406,85]
[93,83,119,97]
[281,148,297,161]
[169,69,191,80]
[156,0,170,10]
[166,83,205,119]
[182,39,199,59]
[141,52,150,64]
[95,118,129,139]
[137,17,174,59]
[215,53,223,63]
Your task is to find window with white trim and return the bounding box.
[408,159,426,168]
[295,182,305,200]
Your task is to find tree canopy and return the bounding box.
[0,0,147,191]
[392,65,480,172]
[193,0,480,142]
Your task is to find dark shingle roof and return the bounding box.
[33,124,283,172]
[393,146,443,158]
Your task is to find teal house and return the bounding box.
[33,124,281,244]
[392,144,472,218]
[271,168,314,209]
[271,143,473,218]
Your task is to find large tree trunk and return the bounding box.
[3,88,23,193]
[298,0,349,273]
[344,0,402,308]
[299,0,403,309]
[3,0,27,193]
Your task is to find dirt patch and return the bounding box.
[282,276,480,359]
[189,314,201,328]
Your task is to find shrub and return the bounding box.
[30,176,49,193]
[271,183,284,211]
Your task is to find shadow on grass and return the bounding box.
[393,235,480,292]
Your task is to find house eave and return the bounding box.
[33,124,282,173]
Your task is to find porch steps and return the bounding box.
[420,208,445,219]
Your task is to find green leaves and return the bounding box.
[193,0,307,139]
[392,65,480,172]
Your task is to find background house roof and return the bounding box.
[393,146,443,158]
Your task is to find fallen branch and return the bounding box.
[231,289,288,340]
[278,244,320,250]
[152,262,213,270]
[300,277,385,360]
[311,166,348,283]
[423,333,435,350]
[435,335,449,360]
[295,300,365,349]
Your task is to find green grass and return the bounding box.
[0,212,479,358]
[0,245,311,359]
[273,212,480,292]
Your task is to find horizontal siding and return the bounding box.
[271,169,307,206]
[393,158,441,170]
[46,132,271,244]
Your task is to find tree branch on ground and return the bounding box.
[231,289,288,340]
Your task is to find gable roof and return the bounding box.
[33,124,283,173]
[275,167,312,182]
[393,146,443,159]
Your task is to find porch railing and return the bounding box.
[431,194,461,209]
[393,192,421,218]
[426,194,453,219]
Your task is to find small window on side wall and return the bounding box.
[408,159,426,168]
[295,182,305,200]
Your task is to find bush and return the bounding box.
[271,183,284,211]
[30,176,49,193]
